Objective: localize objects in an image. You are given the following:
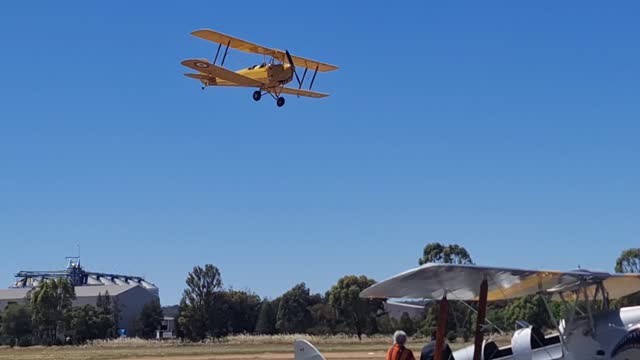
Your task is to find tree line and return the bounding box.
[2,245,639,346]
[175,265,385,341]
[174,245,640,342]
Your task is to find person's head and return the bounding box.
[393,330,408,345]
[430,332,437,341]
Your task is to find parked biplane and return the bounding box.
[181,29,338,107]
[355,263,640,360]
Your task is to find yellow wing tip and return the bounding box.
[191,29,209,35]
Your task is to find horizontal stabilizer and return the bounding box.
[184,73,210,80]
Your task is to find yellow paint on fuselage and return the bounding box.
[216,63,293,88]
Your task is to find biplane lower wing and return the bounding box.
[278,87,329,98]
[181,59,264,87]
[359,263,640,301]
[183,73,243,86]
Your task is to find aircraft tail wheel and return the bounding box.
[252,90,261,101]
[276,97,285,107]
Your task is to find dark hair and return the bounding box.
[431,332,437,340]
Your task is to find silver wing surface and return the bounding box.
[360,263,640,301]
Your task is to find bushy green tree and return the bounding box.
[70,305,99,343]
[328,275,383,340]
[224,290,261,334]
[308,299,338,335]
[376,313,395,335]
[177,264,224,341]
[95,291,117,339]
[276,283,313,333]
[502,295,555,330]
[255,299,278,335]
[31,278,76,343]
[419,242,474,265]
[420,300,473,339]
[398,312,417,336]
[135,299,163,339]
[615,248,640,274]
[1,302,33,346]
[614,248,640,308]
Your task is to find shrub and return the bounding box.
[446,331,457,343]
[18,336,32,347]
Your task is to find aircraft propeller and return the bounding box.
[285,50,303,89]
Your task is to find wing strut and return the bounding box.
[221,40,231,67]
[472,279,488,360]
[308,65,320,90]
[298,68,308,90]
[434,296,449,360]
[213,43,222,65]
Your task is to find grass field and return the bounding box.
[0,334,493,360]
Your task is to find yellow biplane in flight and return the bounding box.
[181,29,338,107]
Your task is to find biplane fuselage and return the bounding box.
[202,63,294,88]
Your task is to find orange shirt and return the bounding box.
[386,344,416,360]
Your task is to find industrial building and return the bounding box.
[0,257,158,335]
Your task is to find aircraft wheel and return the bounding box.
[613,349,640,360]
[612,327,640,360]
[252,90,261,101]
[276,97,285,107]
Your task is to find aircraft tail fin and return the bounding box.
[294,339,326,360]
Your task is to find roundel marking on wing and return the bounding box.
[194,61,209,69]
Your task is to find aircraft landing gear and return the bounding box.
[261,90,285,107]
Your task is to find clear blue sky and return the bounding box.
[1,1,639,305]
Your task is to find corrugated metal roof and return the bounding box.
[73,284,139,297]
[0,288,30,300]
[0,285,144,300]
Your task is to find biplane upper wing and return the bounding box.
[283,53,338,73]
[278,87,329,98]
[181,59,264,87]
[359,263,640,301]
[191,29,338,72]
